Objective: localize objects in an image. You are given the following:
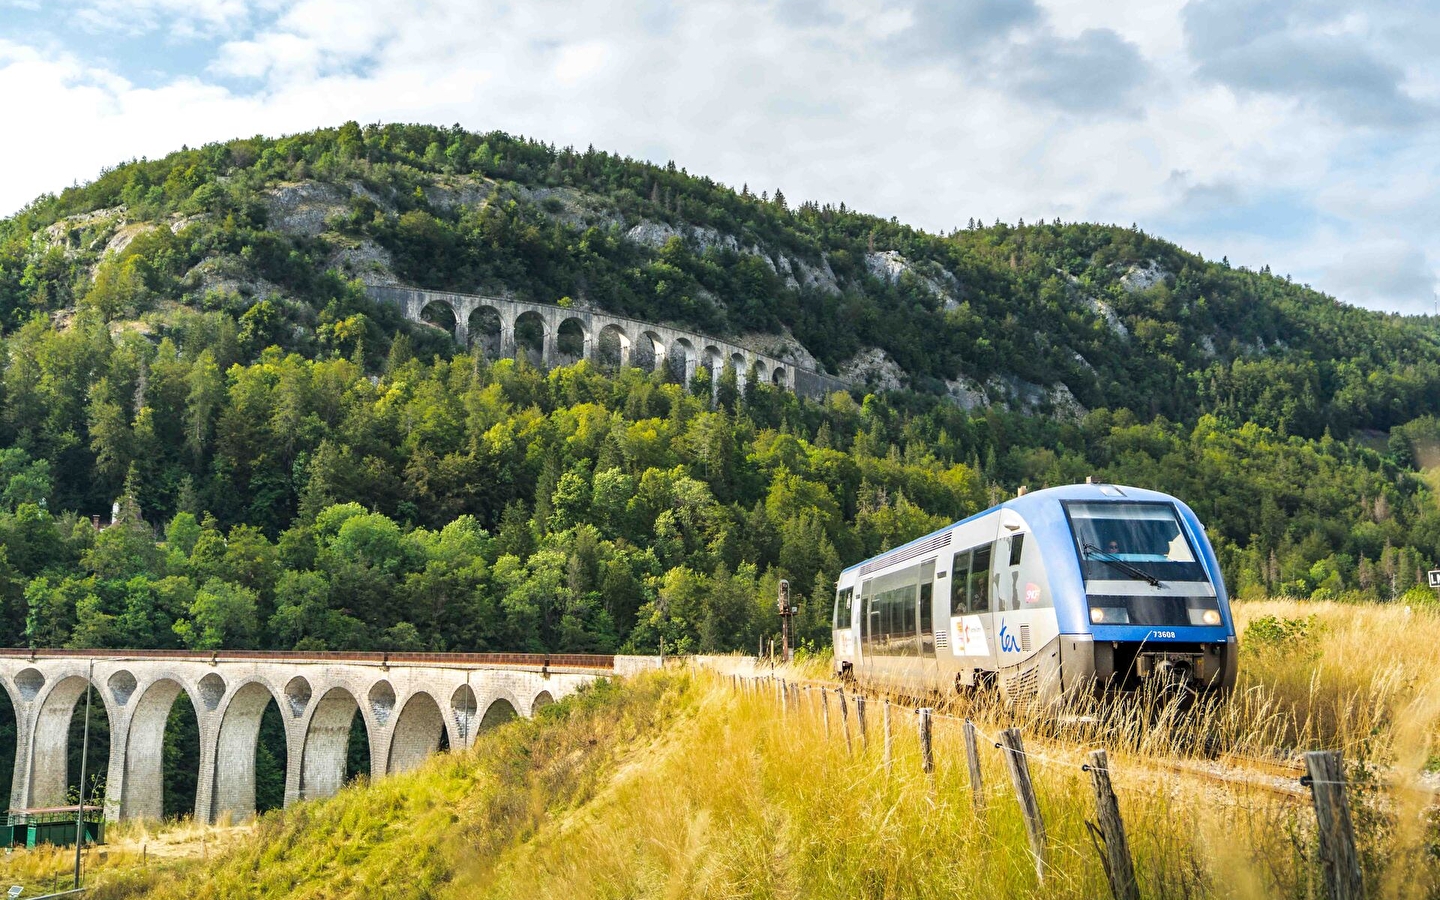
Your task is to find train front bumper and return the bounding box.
[1059,632,1237,693]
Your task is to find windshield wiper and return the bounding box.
[1082,542,1163,588]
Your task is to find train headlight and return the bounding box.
[1186,606,1224,626]
[1089,607,1129,625]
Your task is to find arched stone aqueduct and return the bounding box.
[369,285,852,400]
[0,651,650,824]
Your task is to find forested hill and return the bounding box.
[0,122,1438,661]
[5,122,1439,432]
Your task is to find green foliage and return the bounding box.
[1242,614,1322,656]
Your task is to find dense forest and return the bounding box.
[2,121,1440,817]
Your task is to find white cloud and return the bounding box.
[0,0,1437,314]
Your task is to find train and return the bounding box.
[831,482,1238,705]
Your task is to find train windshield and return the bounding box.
[1064,501,1206,582]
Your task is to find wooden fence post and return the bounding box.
[918,708,934,774]
[999,728,1046,882]
[1305,750,1363,900]
[856,697,869,750]
[883,700,893,775]
[822,688,831,735]
[1086,750,1138,900]
[839,690,853,754]
[964,719,984,813]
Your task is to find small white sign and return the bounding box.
[8,885,23,899]
[951,615,990,656]
[1429,569,1440,588]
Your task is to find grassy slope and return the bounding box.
[78,674,689,899]
[20,599,1440,899]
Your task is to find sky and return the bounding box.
[2,0,1438,314]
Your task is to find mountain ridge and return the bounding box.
[5,121,1437,436]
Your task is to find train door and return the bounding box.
[991,509,1059,702]
[917,558,939,685]
[858,578,876,679]
[993,511,1029,666]
[948,542,996,684]
[832,582,856,677]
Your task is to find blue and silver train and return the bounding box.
[832,483,1238,704]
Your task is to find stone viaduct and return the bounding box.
[0,650,655,824]
[368,285,852,401]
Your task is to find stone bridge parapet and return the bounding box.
[0,650,656,824]
[368,285,852,401]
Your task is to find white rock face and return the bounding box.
[793,257,841,295]
[1044,383,1088,421]
[185,256,285,301]
[40,206,127,251]
[1085,296,1129,338]
[263,181,351,237]
[732,328,822,371]
[864,250,960,309]
[839,347,906,392]
[103,222,160,256]
[945,375,989,411]
[623,219,841,295]
[956,373,1088,420]
[517,183,625,231]
[329,238,400,285]
[1120,260,1168,292]
[625,220,683,249]
[423,175,492,211]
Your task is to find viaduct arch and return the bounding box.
[0,651,654,824]
[369,285,852,401]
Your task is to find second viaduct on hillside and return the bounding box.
[369,285,851,401]
[0,650,654,824]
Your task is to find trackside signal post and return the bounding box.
[777,580,795,663]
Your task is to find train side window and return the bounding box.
[968,544,992,613]
[950,552,971,614]
[833,587,853,629]
[1009,533,1025,566]
[919,560,935,656]
[861,581,874,644]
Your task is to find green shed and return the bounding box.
[5,806,104,848]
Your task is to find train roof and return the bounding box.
[837,483,1188,577]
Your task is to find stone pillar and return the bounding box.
[582,335,594,365]
[192,717,217,824]
[500,323,517,360]
[299,691,357,801]
[28,677,92,810]
[619,340,632,368]
[120,680,185,821]
[209,683,273,824]
[542,329,558,369]
[454,315,469,348]
[283,726,304,808]
[387,695,445,775]
[9,705,34,817]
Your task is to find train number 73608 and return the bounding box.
[1148,630,1177,639]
